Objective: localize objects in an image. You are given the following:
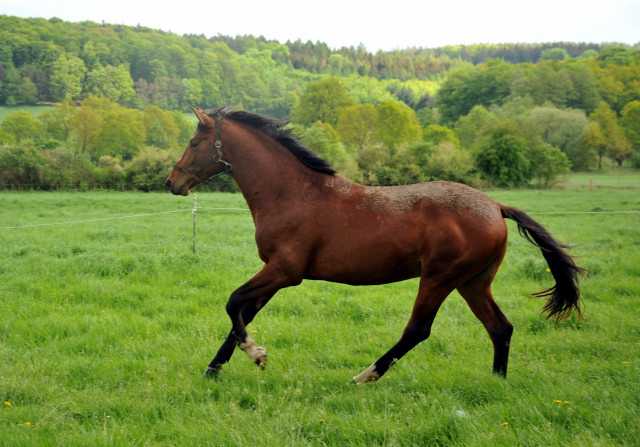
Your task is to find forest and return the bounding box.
[0,15,639,190]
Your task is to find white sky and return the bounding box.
[1,0,639,52]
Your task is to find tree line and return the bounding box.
[0,15,639,191]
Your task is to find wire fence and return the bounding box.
[1,206,637,231]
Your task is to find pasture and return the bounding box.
[1,182,639,446]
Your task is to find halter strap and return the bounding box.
[173,116,232,184]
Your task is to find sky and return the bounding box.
[1,0,639,52]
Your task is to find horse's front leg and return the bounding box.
[203,296,272,376]
[204,263,299,376]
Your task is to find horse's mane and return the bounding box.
[206,106,336,176]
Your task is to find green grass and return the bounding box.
[561,171,640,190]
[1,182,639,446]
[0,105,54,122]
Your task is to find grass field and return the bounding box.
[1,178,639,446]
[0,105,54,122]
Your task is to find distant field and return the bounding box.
[0,105,55,121]
[0,183,639,445]
[561,171,640,190]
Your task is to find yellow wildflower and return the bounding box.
[3,401,11,406]
[501,422,509,426]
[251,330,258,334]
[25,422,31,426]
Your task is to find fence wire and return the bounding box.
[0,207,637,230]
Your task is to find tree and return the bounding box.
[422,124,460,148]
[143,105,180,149]
[38,100,77,143]
[589,101,632,166]
[301,121,349,166]
[620,100,640,150]
[539,48,569,61]
[453,105,499,153]
[49,54,87,101]
[476,128,531,187]
[526,143,571,188]
[575,122,607,170]
[0,144,48,189]
[336,104,376,153]
[94,108,145,160]
[528,106,589,163]
[84,64,138,107]
[374,100,422,150]
[0,110,42,142]
[70,106,101,154]
[422,141,474,182]
[291,77,355,127]
[125,147,178,191]
[437,61,514,126]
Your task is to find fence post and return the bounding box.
[192,193,197,254]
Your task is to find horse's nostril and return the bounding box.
[165,178,172,190]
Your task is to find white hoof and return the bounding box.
[353,363,380,384]
[239,336,267,368]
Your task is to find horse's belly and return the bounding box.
[305,238,422,285]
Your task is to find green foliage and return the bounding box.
[374,100,422,149]
[125,147,179,191]
[336,104,377,152]
[94,108,145,160]
[49,54,87,101]
[539,47,570,61]
[620,100,640,150]
[589,102,632,167]
[0,109,42,142]
[528,106,589,163]
[526,143,572,188]
[437,61,514,126]
[0,143,48,188]
[291,77,355,127]
[476,128,532,187]
[93,155,126,190]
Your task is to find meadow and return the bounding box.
[1,176,639,446]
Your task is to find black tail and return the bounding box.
[501,206,586,323]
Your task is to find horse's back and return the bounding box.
[304,180,507,285]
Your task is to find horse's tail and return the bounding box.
[501,205,586,323]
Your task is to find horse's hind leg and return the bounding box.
[457,256,513,377]
[353,276,453,384]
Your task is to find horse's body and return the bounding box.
[166,106,584,383]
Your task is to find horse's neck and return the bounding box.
[227,136,322,213]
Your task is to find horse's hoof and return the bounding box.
[256,355,267,369]
[203,366,220,377]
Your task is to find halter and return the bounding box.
[173,116,232,184]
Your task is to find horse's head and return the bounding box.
[165,107,232,196]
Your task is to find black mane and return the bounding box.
[206,106,336,176]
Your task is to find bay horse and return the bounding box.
[166,106,584,383]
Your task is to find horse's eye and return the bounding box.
[190,141,198,149]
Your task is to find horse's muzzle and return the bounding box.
[165,178,189,196]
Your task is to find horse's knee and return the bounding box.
[225,291,246,318]
[403,323,432,343]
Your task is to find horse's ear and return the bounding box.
[190,107,215,128]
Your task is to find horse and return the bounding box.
[165,106,584,383]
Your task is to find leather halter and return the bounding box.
[172,116,232,184]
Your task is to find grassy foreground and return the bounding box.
[1,183,639,446]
